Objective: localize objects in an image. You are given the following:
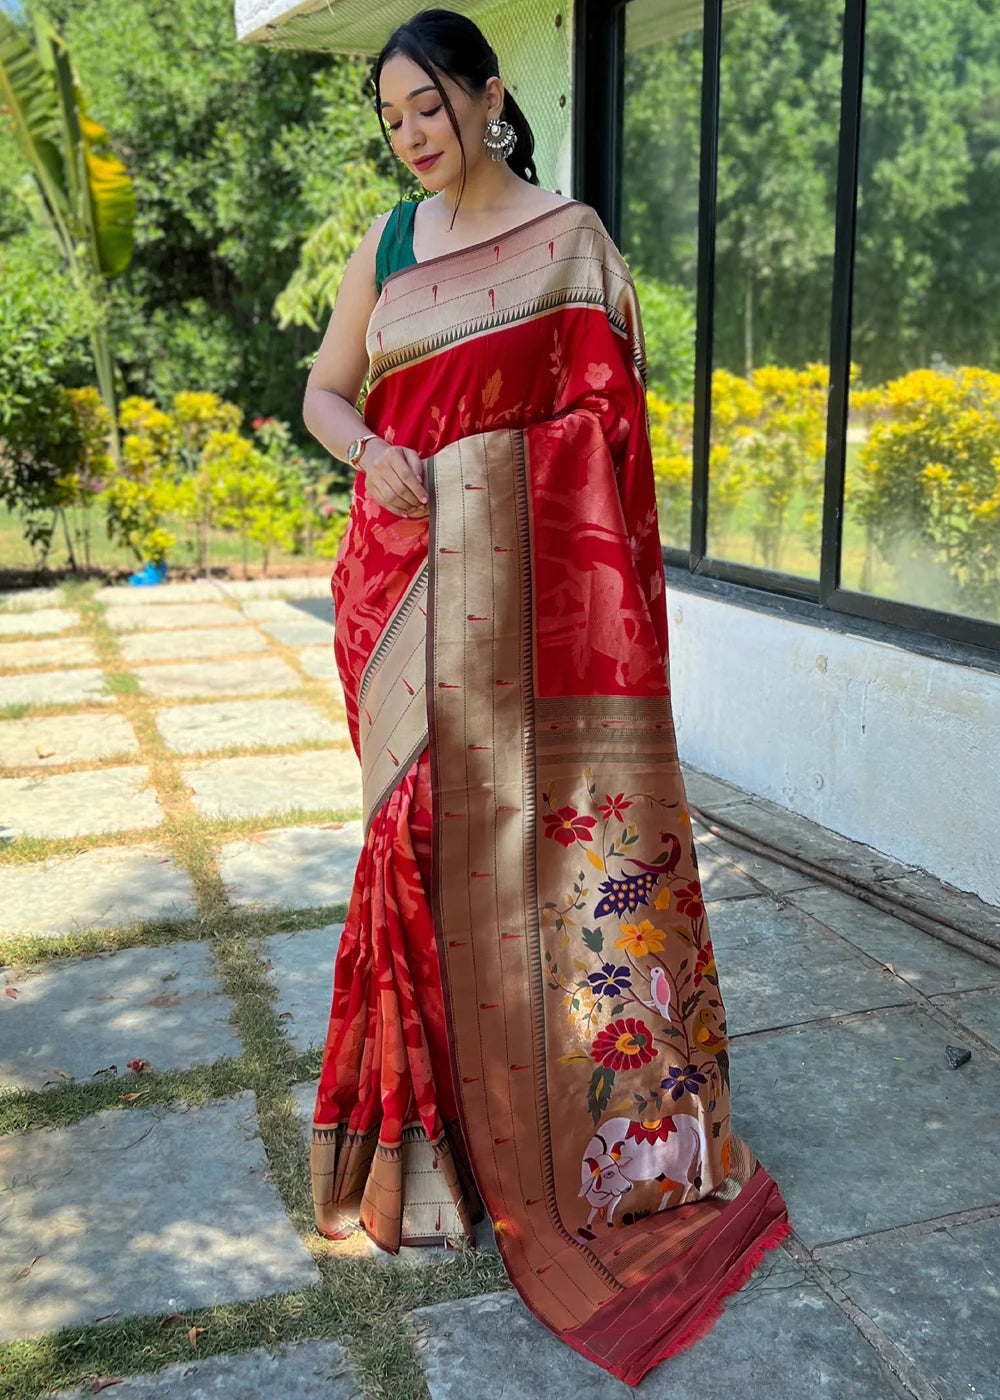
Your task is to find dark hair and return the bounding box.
[371,7,538,229]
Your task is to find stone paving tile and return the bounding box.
[0,1091,319,1343]
[219,576,332,599]
[695,844,759,901]
[0,941,242,1090]
[104,601,242,631]
[695,829,819,894]
[681,764,749,812]
[0,587,64,610]
[0,636,98,670]
[263,925,343,1053]
[0,766,161,839]
[258,619,337,647]
[119,626,269,663]
[828,1219,1000,1400]
[296,645,347,706]
[155,698,346,755]
[183,751,361,819]
[929,987,1000,1050]
[239,598,334,623]
[713,798,914,882]
[785,885,1000,996]
[0,712,139,768]
[95,582,224,604]
[0,845,196,937]
[410,1268,907,1400]
[879,869,1000,947]
[0,667,112,707]
[219,823,363,909]
[43,1340,362,1400]
[134,656,301,699]
[708,896,912,1035]
[0,607,78,636]
[730,1007,1000,1247]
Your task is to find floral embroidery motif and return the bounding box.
[585,361,613,390]
[543,804,597,847]
[591,1017,657,1071]
[542,768,729,1211]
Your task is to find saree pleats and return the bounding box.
[311,752,480,1250]
[313,200,790,1380]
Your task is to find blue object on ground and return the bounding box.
[128,561,168,586]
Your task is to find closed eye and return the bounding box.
[387,105,442,131]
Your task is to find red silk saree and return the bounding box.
[312,200,790,1384]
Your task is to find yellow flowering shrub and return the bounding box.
[849,367,1000,615]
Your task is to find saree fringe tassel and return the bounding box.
[312,200,791,1380]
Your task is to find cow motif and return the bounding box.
[578,1112,709,1231]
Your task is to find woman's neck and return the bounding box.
[437,161,526,220]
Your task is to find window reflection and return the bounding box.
[621,0,703,550]
[843,0,1000,623]
[708,0,842,577]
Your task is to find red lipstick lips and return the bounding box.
[413,153,441,171]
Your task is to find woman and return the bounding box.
[302,8,789,1384]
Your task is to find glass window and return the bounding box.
[621,0,704,550]
[708,0,842,577]
[842,1,1000,624]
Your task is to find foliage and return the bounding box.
[850,367,1000,615]
[647,364,828,566]
[0,5,136,455]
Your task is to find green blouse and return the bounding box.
[374,200,418,294]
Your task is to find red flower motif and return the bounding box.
[694,942,718,985]
[625,1117,678,1146]
[543,805,597,847]
[598,792,633,822]
[675,881,705,920]
[590,1017,657,1071]
[251,416,264,430]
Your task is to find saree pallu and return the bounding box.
[312,201,790,1384]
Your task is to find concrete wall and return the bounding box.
[665,586,1000,905]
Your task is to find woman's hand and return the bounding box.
[362,440,429,517]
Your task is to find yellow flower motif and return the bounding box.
[615,919,667,957]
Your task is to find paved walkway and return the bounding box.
[1,580,998,1399]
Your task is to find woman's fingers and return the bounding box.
[366,444,428,516]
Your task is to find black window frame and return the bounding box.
[573,0,1000,657]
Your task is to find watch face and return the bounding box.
[347,439,359,463]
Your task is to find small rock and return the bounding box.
[945,1044,972,1070]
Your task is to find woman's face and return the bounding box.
[378,52,499,190]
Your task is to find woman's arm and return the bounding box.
[302,212,428,517]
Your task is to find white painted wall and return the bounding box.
[665,587,1000,905]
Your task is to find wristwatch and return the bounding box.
[346,434,376,470]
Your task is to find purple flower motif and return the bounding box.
[587,962,632,998]
[661,1064,708,1101]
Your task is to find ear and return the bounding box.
[484,75,505,122]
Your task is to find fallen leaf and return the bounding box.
[91,1064,118,1078]
[157,1314,185,1329]
[88,1378,123,1393]
[4,987,17,999]
[35,746,55,759]
[320,822,344,830]
[882,962,896,975]
[278,1010,294,1021]
[13,1255,42,1281]
[188,1325,207,1348]
[126,1057,153,1074]
[147,994,182,1008]
[120,1091,150,1103]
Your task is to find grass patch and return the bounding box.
[103,671,140,696]
[0,702,31,720]
[0,1058,248,1138]
[0,903,348,976]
